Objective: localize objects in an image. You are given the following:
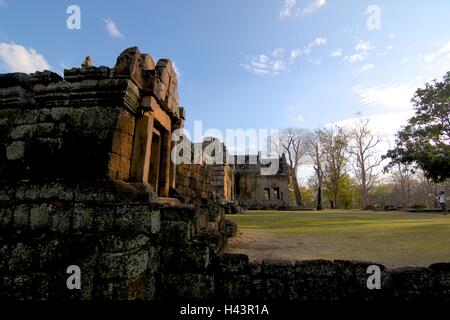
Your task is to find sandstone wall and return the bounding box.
[235,172,291,209]
[208,164,234,204]
[175,163,211,205]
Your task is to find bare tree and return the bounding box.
[349,118,383,208]
[306,130,325,210]
[277,128,309,206]
[391,163,415,207]
[319,126,350,209]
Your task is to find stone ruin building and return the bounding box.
[234,153,291,209]
[174,136,236,208]
[1,47,450,302]
[175,136,292,210]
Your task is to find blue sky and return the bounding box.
[1,0,450,157]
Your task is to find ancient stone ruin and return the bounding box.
[1,47,450,301]
[234,153,291,209]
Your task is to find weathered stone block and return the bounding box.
[49,207,71,233]
[162,273,215,300]
[264,278,288,301]
[262,260,294,278]
[147,245,160,274]
[100,234,150,253]
[39,182,74,201]
[92,205,116,233]
[115,204,160,235]
[158,220,191,245]
[74,183,118,203]
[295,259,336,277]
[159,206,197,222]
[391,267,434,301]
[30,203,52,230]
[218,275,252,300]
[216,253,249,274]
[9,243,34,273]
[0,185,13,201]
[160,245,210,272]
[219,219,237,238]
[429,263,450,300]
[102,273,147,300]
[0,206,12,228]
[99,248,149,280]
[6,141,25,160]
[13,204,30,229]
[72,203,95,233]
[145,273,156,300]
[10,123,54,140]
[196,230,226,255]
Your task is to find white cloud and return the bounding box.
[299,0,326,17]
[295,114,304,123]
[330,111,415,156]
[0,0,7,8]
[280,0,326,19]
[352,83,417,110]
[304,37,327,54]
[242,49,288,75]
[308,58,322,65]
[280,0,296,18]
[344,53,366,63]
[400,57,411,64]
[243,38,326,75]
[331,48,342,57]
[355,40,374,52]
[0,42,50,73]
[377,46,393,57]
[290,48,302,60]
[271,47,285,58]
[104,19,124,38]
[420,40,450,64]
[341,40,374,67]
[353,64,375,75]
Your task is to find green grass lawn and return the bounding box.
[225,210,450,268]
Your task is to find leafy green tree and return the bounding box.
[338,174,361,209]
[385,72,450,182]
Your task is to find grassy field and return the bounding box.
[225,210,450,268]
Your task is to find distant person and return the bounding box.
[438,191,447,215]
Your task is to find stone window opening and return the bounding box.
[264,188,271,201]
[273,187,280,200]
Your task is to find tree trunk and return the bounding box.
[361,172,368,208]
[316,186,322,210]
[291,172,303,207]
[333,188,339,209]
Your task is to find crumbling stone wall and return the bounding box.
[208,164,235,204]
[175,163,211,204]
[234,155,291,209]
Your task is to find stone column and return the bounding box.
[130,112,154,184]
[158,130,171,197]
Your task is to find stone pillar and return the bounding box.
[130,112,154,184]
[158,130,171,197]
[168,140,176,190]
